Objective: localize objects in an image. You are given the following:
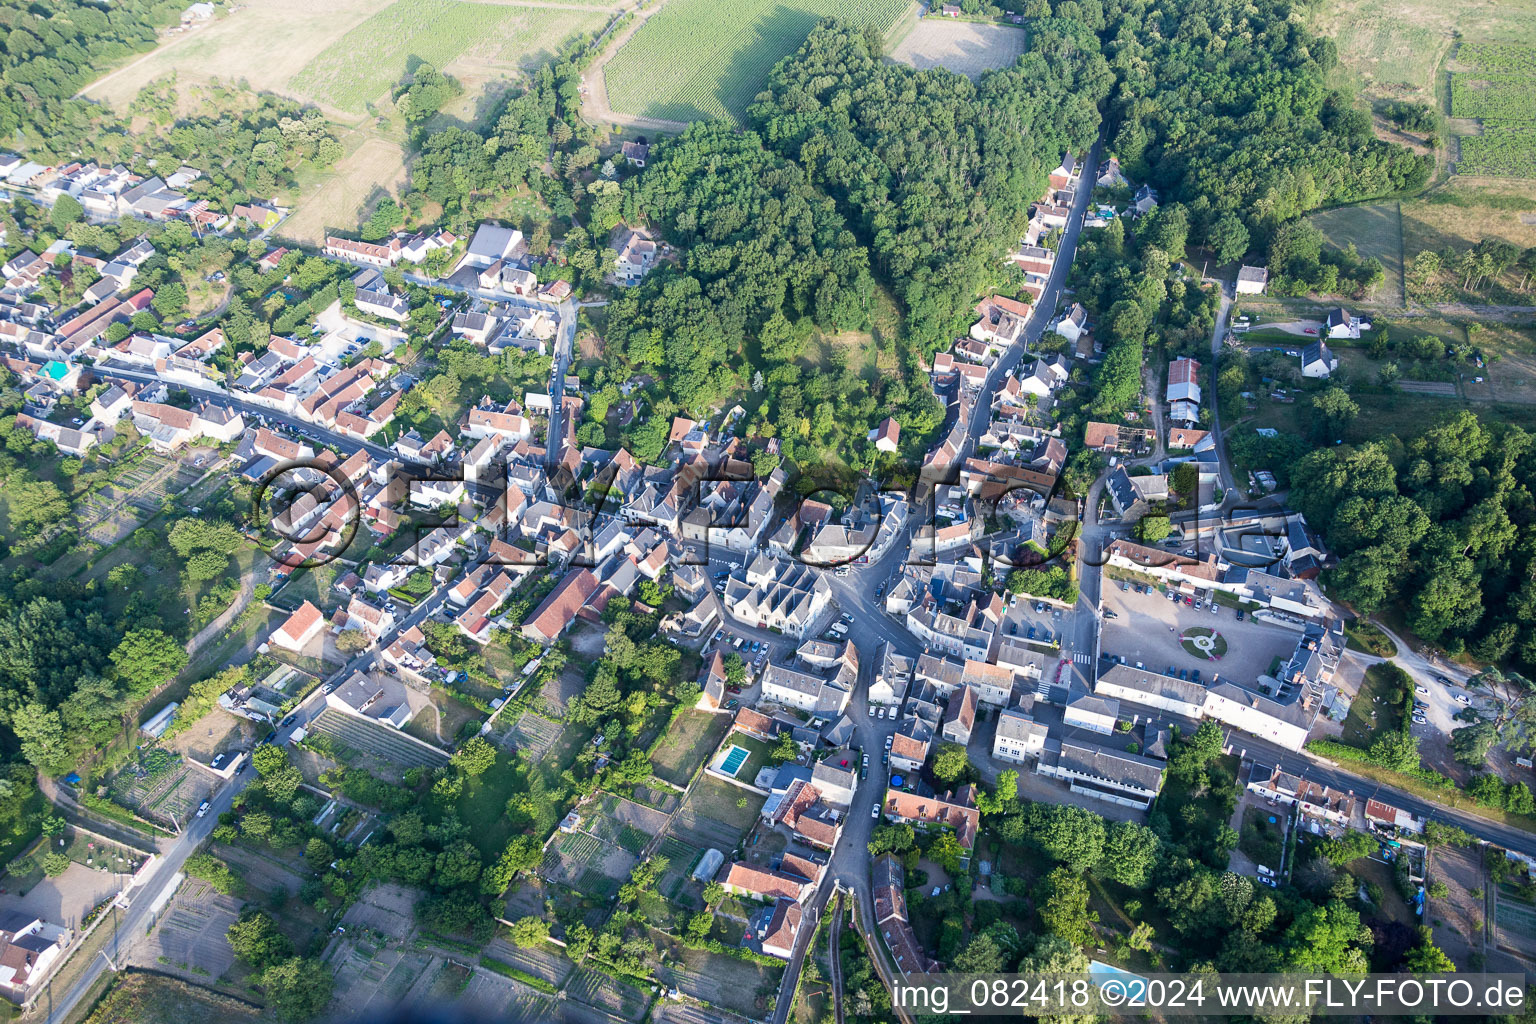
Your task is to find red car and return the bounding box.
[1303,327,1319,335]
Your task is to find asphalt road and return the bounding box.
[39,767,251,1024]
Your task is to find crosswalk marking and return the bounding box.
[1073,652,1091,665]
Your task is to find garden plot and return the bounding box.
[482,933,575,988]
[138,879,243,981]
[649,710,732,787]
[889,19,1027,78]
[502,710,563,758]
[654,1004,754,1024]
[655,834,706,902]
[457,967,566,1023]
[307,708,449,769]
[588,794,671,853]
[665,776,764,853]
[339,882,419,940]
[540,829,636,899]
[566,965,653,1021]
[328,944,436,1021]
[654,940,781,1018]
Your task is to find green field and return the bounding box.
[1457,123,1536,177]
[1307,202,1406,306]
[1451,72,1536,120]
[289,0,608,112]
[1457,42,1536,75]
[603,0,910,123]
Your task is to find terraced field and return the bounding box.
[603,0,909,123]
[308,708,449,768]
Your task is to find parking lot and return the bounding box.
[1100,583,1300,682]
[999,597,1069,647]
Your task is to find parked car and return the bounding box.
[1435,675,1454,687]
[196,801,211,818]
[1104,609,1118,619]
[1454,693,1472,705]
[1303,327,1319,335]
[725,699,739,710]
[868,705,876,717]
[1236,610,1245,621]
[1412,714,1428,725]
[1415,685,1429,695]
[871,803,881,819]
[877,707,887,720]
[1191,669,1202,683]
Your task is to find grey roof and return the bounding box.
[995,706,1047,745]
[1097,663,1207,706]
[1058,739,1165,794]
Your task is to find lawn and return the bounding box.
[456,751,527,860]
[603,0,910,124]
[1342,663,1410,748]
[649,710,731,787]
[1239,805,1285,869]
[1307,202,1406,306]
[288,0,609,113]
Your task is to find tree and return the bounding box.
[930,833,965,875]
[1404,932,1455,973]
[1311,387,1359,444]
[1036,867,1097,947]
[50,194,84,232]
[483,836,541,895]
[434,840,483,887]
[451,737,497,777]
[1011,803,1104,873]
[184,549,230,582]
[1133,515,1172,544]
[109,629,187,696]
[931,743,971,784]
[867,823,915,857]
[151,281,188,319]
[8,479,69,534]
[1208,213,1250,264]
[261,956,335,1021]
[770,730,799,764]
[952,932,1006,974]
[1282,900,1370,973]
[509,915,550,947]
[703,881,726,906]
[227,911,293,971]
[1101,821,1160,887]
[11,703,69,774]
[42,852,69,876]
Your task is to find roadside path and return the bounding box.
[185,572,255,657]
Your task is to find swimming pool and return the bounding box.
[718,744,750,776]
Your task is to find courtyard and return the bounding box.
[1100,583,1302,682]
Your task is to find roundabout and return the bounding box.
[1180,627,1227,661]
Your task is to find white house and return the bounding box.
[1300,341,1337,378]
[1236,265,1269,295]
[1054,303,1088,344]
[992,706,1048,763]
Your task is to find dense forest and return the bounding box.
[748,19,1110,351]
[1291,411,1536,664]
[0,0,182,158]
[1098,0,1432,244]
